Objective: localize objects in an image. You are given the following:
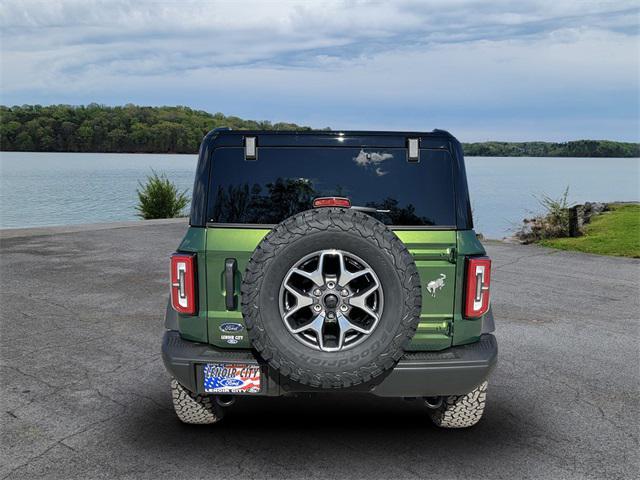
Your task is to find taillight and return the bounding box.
[313,197,351,208]
[464,256,491,318]
[170,253,197,315]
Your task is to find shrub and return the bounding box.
[533,186,572,237]
[136,170,189,219]
[514,186,574,242]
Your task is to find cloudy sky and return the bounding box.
[1,0,638,141]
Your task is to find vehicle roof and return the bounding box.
[209,128,454,137]
[203,128,460,150]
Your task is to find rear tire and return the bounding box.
[428,381,488,428]
[170,378,224,425]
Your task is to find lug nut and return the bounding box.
[313,304,322,312]
[327,312,335,319]
[313,288,322,296]
[327,281,336,289]
[340,304,348,312]
[340,289,349,297]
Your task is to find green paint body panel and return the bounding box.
[394,230,456,351]
[205,227,270,348]
[171,225,489,352]
[175,227,209,343]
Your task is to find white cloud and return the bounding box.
[2,0,637,79]
[0,0,638,140]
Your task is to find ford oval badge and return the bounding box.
[220,378,244,388]
[220,322,244,333]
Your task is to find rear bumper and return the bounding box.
[162,330,497,397]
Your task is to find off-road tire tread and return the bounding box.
[241,208,422,389]
[170,378,223,425]
[428,381,488,428]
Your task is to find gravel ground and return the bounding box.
[1,221,638,480]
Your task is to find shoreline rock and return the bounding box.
[505,201,634,244]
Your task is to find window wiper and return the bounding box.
[351,206,391,214]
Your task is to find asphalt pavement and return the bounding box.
[1,220,638,479]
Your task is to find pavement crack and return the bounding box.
[15,335,105,358]
[120,390,172,411]
[557,379,639,445]
[493,249,558,271]
[1,365,59,390]
[95,388,129,410]
[1,410,128,480]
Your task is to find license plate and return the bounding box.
[203,363,261,393]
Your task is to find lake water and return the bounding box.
[1,152,638,238]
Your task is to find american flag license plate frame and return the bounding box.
[203,363,261,394]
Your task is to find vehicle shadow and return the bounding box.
[119,392,531,478]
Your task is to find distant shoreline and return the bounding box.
[2,104,639,158]
[462,140,639,158]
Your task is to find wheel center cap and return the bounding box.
[323,293,339,309]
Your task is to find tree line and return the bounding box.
[1,104,638,157]
[462,140,639,158]
[0,104,316,154]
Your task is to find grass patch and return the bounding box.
[539,204,640,258]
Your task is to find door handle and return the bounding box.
[225,258,238,310]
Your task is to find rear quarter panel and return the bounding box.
[452,230,487,345]
[174,227,209,342]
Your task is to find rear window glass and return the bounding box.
[207,147,455,226]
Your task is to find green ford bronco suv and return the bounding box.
[162,128,497,428]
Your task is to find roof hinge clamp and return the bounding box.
[244,136,257,161]
[407,138,419,162]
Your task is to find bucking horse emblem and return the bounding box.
[426,273,446,297]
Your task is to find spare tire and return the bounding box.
[241,208,422,388]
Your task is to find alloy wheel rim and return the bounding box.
[279,249,384,352]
